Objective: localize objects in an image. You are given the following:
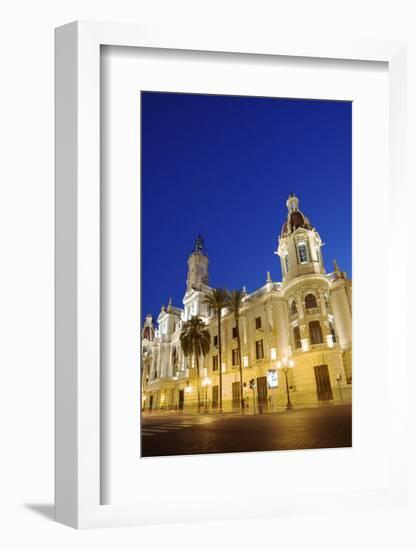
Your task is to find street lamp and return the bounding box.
[336,373,343,401]
[277,356,295,410]
[202,377,211,412]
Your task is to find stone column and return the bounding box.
[296,291,304,320]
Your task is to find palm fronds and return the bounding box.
[180,316,210,359]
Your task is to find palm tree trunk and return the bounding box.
[196,352,201,413]
[217,312,223,413]
[236,316,244,414]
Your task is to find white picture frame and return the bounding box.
[55,21,407,529]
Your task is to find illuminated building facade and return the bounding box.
[141,194,352,412]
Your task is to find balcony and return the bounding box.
[305,307,320,316]
[293,339,339,354]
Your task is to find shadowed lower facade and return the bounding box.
[141,193,352,413]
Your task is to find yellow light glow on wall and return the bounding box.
[270,347,277,360]
[326,334,334,348]
[301,339,309,352]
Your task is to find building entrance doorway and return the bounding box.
[232,381,240,409]
[314,364,333,401]
[211,386,219,409]
[178,389,184,410]
[149,395,154,411]
[212,385,219,409]
[257,376,268,411]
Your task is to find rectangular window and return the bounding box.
[293,326,302,349]
[232,326,238,339]
[232,348,239,366]
[213,334,218,346]
[309,320,324,345]
[212,355,219,371]
[255,316,262,330]
[329,322,337,343]
[298,242,309,263]
[255,339,264,360]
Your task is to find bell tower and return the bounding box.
[186,235,209,292]
[276,193,325,284]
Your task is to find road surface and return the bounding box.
[141,403,352,457]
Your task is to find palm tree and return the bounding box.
[228,289,245,414]
[203,288,229,413]
[180,316,210,413]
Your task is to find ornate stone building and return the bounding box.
[141,194,352,412]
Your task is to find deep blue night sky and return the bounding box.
[141,92,352,321]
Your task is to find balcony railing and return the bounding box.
[293,340,339,354]
[305,307,320,316]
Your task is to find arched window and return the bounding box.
[309,320,323,344]
[290,300,297,316]
[305,293,317,309]
[293,326,301,349]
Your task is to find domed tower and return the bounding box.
[276,193,325,284]
[142,314,155,341]
[186,235,209,292]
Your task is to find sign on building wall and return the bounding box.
[267,369,278,388]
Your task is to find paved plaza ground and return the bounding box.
[141,403,352,457]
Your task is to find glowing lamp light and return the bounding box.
[278,356,295,410]
[301,339,309,352]
[221,363,226,373]
[202,377,211,387]
[243,356,249,368]
[326,334,334,348]
[270,347,277,360]
[185,385,192,394]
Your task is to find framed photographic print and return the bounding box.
[55,22,407,528]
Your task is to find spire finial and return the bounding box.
[192,234,207,255]
[286,193,299,213]
[266,271,272,283]
[167,297,173,312]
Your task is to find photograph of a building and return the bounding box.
[140,92,352,457]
